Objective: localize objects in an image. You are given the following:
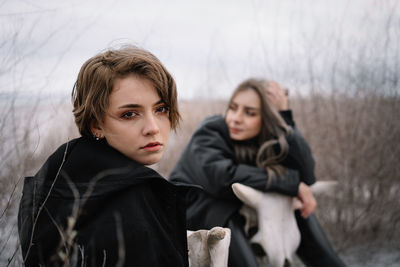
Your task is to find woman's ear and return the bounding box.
[90,120,104,139]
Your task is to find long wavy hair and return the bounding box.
[226,78,292,178]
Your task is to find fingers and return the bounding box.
[267,81,286,97]
[266,81,289,110]
[284,88,289,96]
[300,196,317,218]
[297,182,317,218]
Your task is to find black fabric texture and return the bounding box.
[280,110,316,185]
[169,113,315,229]
[295,211,347,267]
[18,137,189,267]
[169,112,345,267]
[226,214,258,267]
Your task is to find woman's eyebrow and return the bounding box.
[118,103,142,109]
[244,106,260,111]
[229,102,238,108]
[153,99,164,106]
[118,99,164,109]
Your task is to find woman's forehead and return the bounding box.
[232,89,261,108]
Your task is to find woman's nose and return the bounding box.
[142,114,160,136]
[232,110,242,123]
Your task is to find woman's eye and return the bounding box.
[246,111,257,116]
[155,106,169,114]
[121,111,138,119]
[228,104,237,111]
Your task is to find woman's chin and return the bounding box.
[230,132,245,141]
[137,154,163,166]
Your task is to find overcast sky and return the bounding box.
[1,0,398,101]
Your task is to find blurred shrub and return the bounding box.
[292,93,400,249]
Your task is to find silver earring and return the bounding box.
[93,133,100,140]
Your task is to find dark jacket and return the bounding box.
[169,111,316,230]
[18,137,189,267]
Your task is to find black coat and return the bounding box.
[18,137,189,267]
[169,111,316,230]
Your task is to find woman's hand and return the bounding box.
[297,182,317,218]
[266,81,289,110]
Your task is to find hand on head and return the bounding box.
[266,81,289,111]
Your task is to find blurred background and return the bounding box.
[1,0,399,266]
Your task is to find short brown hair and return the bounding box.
[72,45,180,137]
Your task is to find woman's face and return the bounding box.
[225,89,262,141]
[92,75,171,165]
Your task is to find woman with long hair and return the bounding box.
[170,78,346,266]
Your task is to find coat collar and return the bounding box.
[31,136,174,199]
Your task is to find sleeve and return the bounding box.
[279,110,316,185]
[279,110,295,126]
[170,116,300,200]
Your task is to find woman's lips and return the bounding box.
[141,142,162,152]
[229,127,242,134]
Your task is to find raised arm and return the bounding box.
[267,81,317,217]
[267,81,316,185]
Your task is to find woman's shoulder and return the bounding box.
[203,114,225,124]
[32,137,81,180]
[195,114,229,136]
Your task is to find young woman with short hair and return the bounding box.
[18,46,189,267]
